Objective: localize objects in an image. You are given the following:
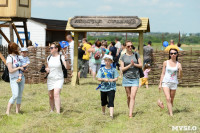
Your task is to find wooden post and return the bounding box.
[12,23,24,47]
[71,32,79,86]
[0,52,6,65]
[23,21,29,47]
[138,32,143,65]
[0,29,10,43]
[9,22,14,42]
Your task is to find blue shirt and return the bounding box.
[96,67,119,92]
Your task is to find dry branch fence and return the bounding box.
[0,45,200,87]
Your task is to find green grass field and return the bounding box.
[0,76,199,133]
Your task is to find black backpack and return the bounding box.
[2,55,13,82]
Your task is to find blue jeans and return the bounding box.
[9,76,25,104]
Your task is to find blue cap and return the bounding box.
[59,41,69,48]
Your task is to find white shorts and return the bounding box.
[162,82,178,90]
[91,63,101,73]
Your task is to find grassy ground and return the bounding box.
[0,76,199,133]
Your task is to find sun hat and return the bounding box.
[103,54,113,62]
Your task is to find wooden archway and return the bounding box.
[66,16,150,86]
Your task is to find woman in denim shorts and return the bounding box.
[6,42,25,115]
[159,48,182,116]
[120,41,142,118]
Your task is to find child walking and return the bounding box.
[96,55,119,119]
[139,64,151,89]
[17,47,30,82]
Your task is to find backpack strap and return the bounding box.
[8,55,13,65]
[134,52,139,64]
[47,55,52,61]
[60,55,64,66]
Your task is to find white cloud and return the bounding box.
[165,2,184,8]
[97,5,112,12]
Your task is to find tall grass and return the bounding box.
[0,76,199,133]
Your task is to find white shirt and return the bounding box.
[115,41,122,49]
[6,55,20,78]
[69,40,74,70]
[47,55,65,80]
[162,60,179,84]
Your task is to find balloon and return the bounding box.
[163,41,169,47]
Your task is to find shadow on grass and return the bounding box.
[173,107,190,114]
[80,82,99,85]
[62,109,82,116]
[133,111,144,117]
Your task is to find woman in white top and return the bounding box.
[6,42,25,115]
[159,48,182,116]
[45,42,67,114]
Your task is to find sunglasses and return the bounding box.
[127,45,132,48]
[49,47,55,50]
[170,52,177,55]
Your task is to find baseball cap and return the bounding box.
[21,47,28,52]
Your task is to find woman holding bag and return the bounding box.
[45,42,68,114]
[120,41,142,118]
[159,48,182,116]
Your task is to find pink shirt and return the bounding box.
[144,69,150,78]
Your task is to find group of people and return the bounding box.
[5,38,182,119]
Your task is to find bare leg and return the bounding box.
[163,87,173,116]
[54,88,61,114]
[6,102,13,115]
[92,71,96,80]
[110,107,114,117]
[102,106,106,115]
[16,104,21,114]
[170,90,176,107]
[48,90,55,112]
[78,71,81,79]
[125,87,131,108]
[129,86,138,117]
[146,84,149,89]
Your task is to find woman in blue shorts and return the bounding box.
[120,41,142,118]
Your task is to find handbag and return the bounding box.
[2,55,13,82]
[135,53,144,78]
[2,66,10,82]
[60,55,67,78]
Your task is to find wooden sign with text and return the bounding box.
[70,16,141,28]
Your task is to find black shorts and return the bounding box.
[100,90,115,108]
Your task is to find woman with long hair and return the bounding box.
[6,42,25,115]
[120,41,142,118]
[159,48,182,116]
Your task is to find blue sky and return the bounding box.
[32,0,200,33]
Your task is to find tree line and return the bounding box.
[87,32,200,45]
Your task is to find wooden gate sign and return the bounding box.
[70,16,142,28]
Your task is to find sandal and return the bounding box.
[157,99,164,109]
